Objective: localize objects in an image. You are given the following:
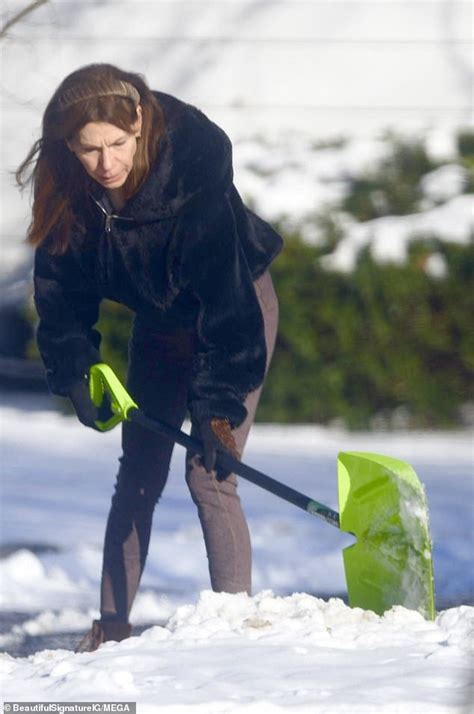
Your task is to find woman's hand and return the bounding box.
[68,377,100,430]
[199,417,240,479]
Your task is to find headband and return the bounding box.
[57,80,141,110]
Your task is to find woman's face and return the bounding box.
[67,110,142,190]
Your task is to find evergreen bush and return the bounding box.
[257,235,474,428]
[342,136,439,221]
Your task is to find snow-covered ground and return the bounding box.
[0,396,472,711]
[1,592,473,713]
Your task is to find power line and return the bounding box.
[39,1,472,4]
[8,36,472,45]
[197,104,471,110]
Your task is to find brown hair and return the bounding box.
[16,63,164,254]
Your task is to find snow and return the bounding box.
[1,591,472,712]
[420,165,469,203]
[397,479,433,618]
[232,136,389,223]
[1,2,473,703]
[1,398,473,710]
[424,128,462,164]
[321,195,474,273]
[424,252,449,280]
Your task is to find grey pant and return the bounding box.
[100,271,279,621]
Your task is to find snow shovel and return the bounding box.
[88,363,435,620]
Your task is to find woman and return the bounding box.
[17,63,282,652]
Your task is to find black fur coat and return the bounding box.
[33,91,283,427]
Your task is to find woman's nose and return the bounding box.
[100,149,113,171]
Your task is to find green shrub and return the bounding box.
[457,129,474,159]
[342,136,439,220]
[457,129,474,192]
[257,235,474,428]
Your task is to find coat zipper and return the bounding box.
[91,195,135,233]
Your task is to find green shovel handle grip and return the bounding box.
[89,363,138,431]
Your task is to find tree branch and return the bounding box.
[1,0,49,40]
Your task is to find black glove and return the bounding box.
[199,417,240,480]
[68,377,100,430]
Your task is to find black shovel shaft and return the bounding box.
[129,408,340,529]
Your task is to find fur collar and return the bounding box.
[88,91,233,223]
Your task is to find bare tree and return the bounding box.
[0,0,49,40]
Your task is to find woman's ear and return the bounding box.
[134,105,143,137]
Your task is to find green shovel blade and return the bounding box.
[338,451,435,619]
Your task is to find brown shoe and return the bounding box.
[75,619,132,653]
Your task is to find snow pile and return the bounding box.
[321,195,473,273]
[0,546,182,626]
[233,136,389,222]
[420,164,469,203]
[1,591,472,712]
[0,549,84,609]
[233,131,473,274]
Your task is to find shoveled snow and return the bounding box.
[1,591,472,713]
